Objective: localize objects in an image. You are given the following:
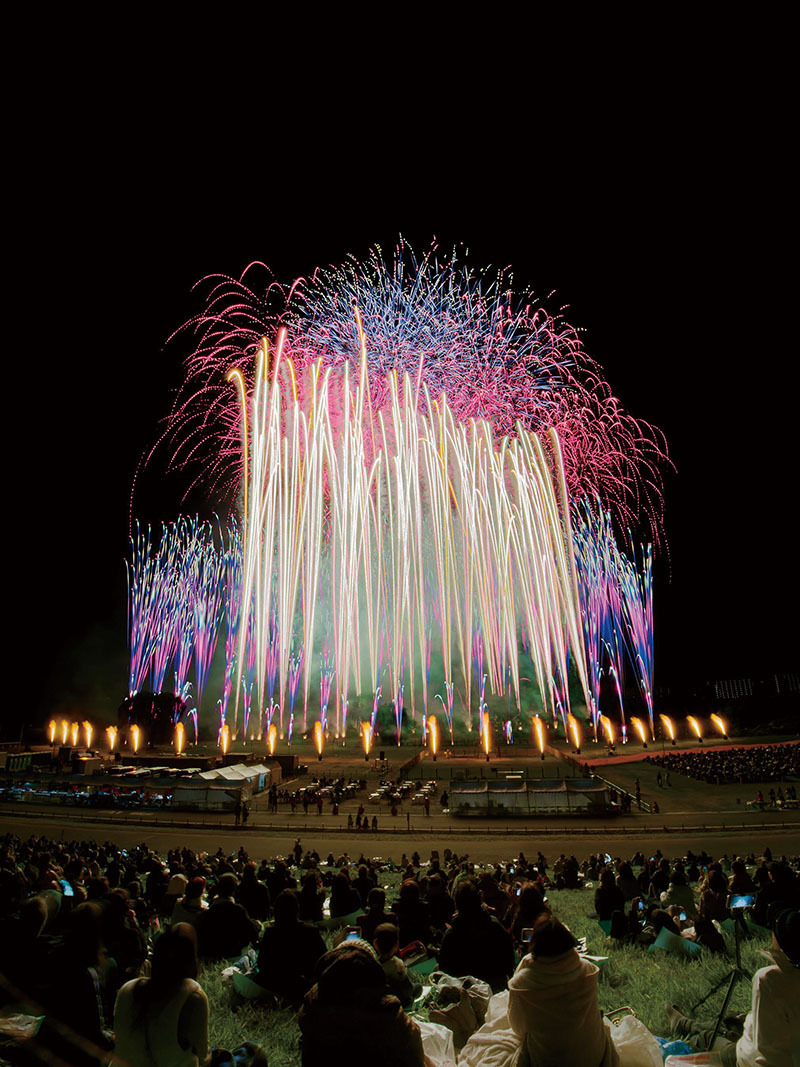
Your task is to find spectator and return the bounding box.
[298,871,326,923]
[438,877,515,992]
[393,879,432,949]
[197,873,259,959]
[665,906,800,1063]
[358,887,398,944]
[298,942,428,1066]
[507,883,550,946]
[508,915,619,1067]
[594,869,625,921]
[256,889,326,1006]
[660,870,696,919]
[330,870,362,918]
[238,862,271,921]
[373,922,421,1007]
[171,877,207,928]
[114,923,210,1066]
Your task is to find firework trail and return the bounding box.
[157,241,668,542]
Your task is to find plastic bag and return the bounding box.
[609,1014,662,1067]
[431,972,492,1025]
[429,987,479,1050]
[417,1019,458,1067]
[663,1055,715,1066]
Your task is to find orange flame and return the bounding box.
[567,714,582,750]
[361,721,372,757]
[220,724,230,756]
[659,714,676,741]
[267,724,277,756]
[313,721,324,757]
[427,715,439,757]
[687,715,702,740]
[70,722,79,747]
[533,715,545,754]
[61,720,69,745]
[131,724,141,754]
[48,720,57,744]
[710,714,727,737]
[631,717,648,744]
[175,722,185,755]
[106,726,117,752]
[83,721,93,750]
[600,715,615,745]
[481,715,491,757]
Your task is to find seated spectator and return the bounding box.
[196,873,260,959]
[114,922,211,1067]
[373,922,421,1007]
[298,871,326,923]
[660,869,696,919]
[358,887,398,944]
[238,862,271,921]
[172,877,208,928]
[594,869,625,921]
[330,870,363,918]
[298,941,428,1066]
[508,915,619,1067]
[648,858,671,898]
[256,889,327,1006]
[615,862,639,902]
[665,906,800,1063]
[47,900,114,1053]
[426,873,455,933]
[507,883,550,946]
[438,877,515,992]
[690,892,726,954]
[393,879,432,949]
[479,872,512,922]
[728,859,757,897]
[752,861,800,927]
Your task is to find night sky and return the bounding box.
[13,75,795,733]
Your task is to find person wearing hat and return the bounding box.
[665,904,800,1065]
[297,939,428,1066]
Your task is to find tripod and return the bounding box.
[690,910,751,1047]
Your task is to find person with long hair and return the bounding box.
[113,922,210,1067]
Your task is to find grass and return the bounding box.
[199,870,771,1064]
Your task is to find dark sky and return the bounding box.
[11,62,796,732]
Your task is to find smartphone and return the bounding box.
[345,925,361,941]
[604,853,612,864]
[521,927,534,942]
[60,879,74,898]
[637,900,645,913]
[730,895,755,909]
[679,911,687,921]
[516,888,522,896]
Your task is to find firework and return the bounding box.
[533,715,546,760]
[361,721,372,761]
[710,714,728,739]
[660,714,676,744]
[175,721,185,755]
[131,724,141,754]
[106,726,118,752]
[48,720,56,745]
[267,723,277,756]
[687,715,703,742]
[428,714,439,760]
[83,721,93,750]
[313,720,324,761]
[630,717,648,746]
[130,247,667,745]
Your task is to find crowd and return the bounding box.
[646,741,800,785]
[0,830,798,1066]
